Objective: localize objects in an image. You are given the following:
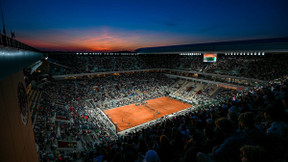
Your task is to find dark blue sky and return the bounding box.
[2,0,288,51]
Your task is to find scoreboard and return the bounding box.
[203,53,217,62]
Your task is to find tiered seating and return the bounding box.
[33,53,288,161]
[26,84,42,126]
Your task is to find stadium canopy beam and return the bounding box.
[135,37,288,54]
[0,47,43,80]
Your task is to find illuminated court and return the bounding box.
[104,96,192,132]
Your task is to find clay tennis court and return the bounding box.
[104,96,192,132]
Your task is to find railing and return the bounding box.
[0,34,40,52]
[96,108,118,137]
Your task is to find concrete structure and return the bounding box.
[0,35,43,162]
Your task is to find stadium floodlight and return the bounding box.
[262,52,265,56]
[258,52,261,56]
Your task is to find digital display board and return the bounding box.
[203,53,217,62]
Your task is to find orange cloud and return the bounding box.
[17,27,204,51]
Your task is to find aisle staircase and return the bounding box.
[26,84,42,127]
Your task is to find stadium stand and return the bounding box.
[48,54,288,81]
[2,34,288,161]
[29,53,288,161]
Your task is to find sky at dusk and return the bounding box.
[2,0,288,52]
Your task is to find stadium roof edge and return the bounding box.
[135,37,288,54]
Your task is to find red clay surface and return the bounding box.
[104,96,192,132]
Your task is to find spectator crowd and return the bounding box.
[48,54,288,81]
[32,53,288,161]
